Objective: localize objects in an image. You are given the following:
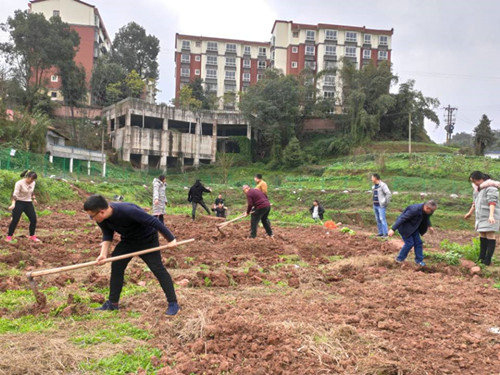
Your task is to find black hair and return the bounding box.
[255,174,263,179]
[469,171,490,181]
[83,195,109,212]
[158,175,166,181]
[424,200,438,209]
[372,173,380,180]
[20,170,37,180]
[313,199,319,204]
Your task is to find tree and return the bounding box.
[449,132,474,148]
[1,110,49,152]
[0,10,79,112]
[282,136,305,168]
[217,151,235,183]
[177,85,201,111]
[222,91,237,110]
[90,56,126,106]
[60,62,87,141]
[473,114,495,155]
[112,22,159,80]
[104,70,146,104]
[239,69,303,160]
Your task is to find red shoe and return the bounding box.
[5,236,13,242]
[29,236,41,243]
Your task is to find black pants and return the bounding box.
[250,206,273,238]
[8,201,37,236]
[191,200,210,219]
[154,214,164,224]
[108,233,177,304]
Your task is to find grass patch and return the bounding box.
[325,255,344,262]
[78,346,162,374]
[59,209,76,216]
[0,315,54,334]
[71,322,153,347]
[0,262,22,277]
[425,238,480,266]
[275,254,309,268]
[0,287,59,311]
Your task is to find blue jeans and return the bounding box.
[373,205,388,235]
[397,231,424,263]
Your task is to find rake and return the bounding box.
[26,238,195,306]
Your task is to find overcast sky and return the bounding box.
[1,0,499,143]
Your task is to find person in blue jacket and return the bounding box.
[388,200,437,266]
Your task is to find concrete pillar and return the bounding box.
[211,120,218,164]
[49,155,53,163]
[179,156,185,173]
[122,110,132,162]
[69,158,74,173]
[102,162,106,177]
[141,154,149,170]
[194,117,201,167]
[246,123,252,140]
[160,155,167,172]
[87,160,91,176]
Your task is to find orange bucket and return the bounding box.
[324,220,337,229]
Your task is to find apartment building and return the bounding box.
[175,34,271,109]
[28,0,112,102]
[271,20,393,104]
[175,21,393,109]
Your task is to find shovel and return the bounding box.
[216,214,246,236]
[26,238,195,306]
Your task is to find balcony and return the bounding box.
[324,54,337,61]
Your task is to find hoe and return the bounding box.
[26,238,195,306]
[216,213,247,236]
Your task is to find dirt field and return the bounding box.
[0,203,499,374]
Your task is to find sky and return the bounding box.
[1,0,499,143]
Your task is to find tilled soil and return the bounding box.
[0,203,499,375]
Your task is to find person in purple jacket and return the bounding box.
[84,195,180,316]
[242,185,273,238]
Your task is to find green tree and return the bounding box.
[0,10,79,112]
[473,114,495,155]
[177,85,201,111]
[282,136,305,168]
[449,132,474,147]
[222,91,237,110]
[90,56,126,106]
[60,62,87,141]
[2,110,49,152]
[104,70,145,104]
[239,69,303,160]
[112,22,159,80]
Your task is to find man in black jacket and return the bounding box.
[388,200,437,266]
[84,195,180,316]
[188,180,211,220]
[309,200,325,221]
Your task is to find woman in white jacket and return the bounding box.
[152,175,167,223]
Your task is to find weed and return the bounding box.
[340,227,356,235]
[493,282,500,290]
[425,238,480,265]
[0,315,54,334]
[78,346,162,374]
[60,210,76,216]
[0,262,21,277]
[325,255,344,262]
[121,284,148,298]
[184,257,195,265]
[71,322,153,346]
[204,277,212,287]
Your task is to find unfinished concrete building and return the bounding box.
[102,98,251,170]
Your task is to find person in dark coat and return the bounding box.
[388,200,437,266]
[188,180,211,220]
[309,200,325,221]
[242,185,273,238]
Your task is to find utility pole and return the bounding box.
[443,105,457,144]
[408,112,412,155]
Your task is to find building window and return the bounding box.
[378,50,388,60]
[243,59,251,68]
[182,40,190,49]
[305,45,315,56]
[206,83,217,92]
[306,30,315,41]
[207,55,217,65]
[364,34,371,44]
[195,69,200,75]
[226,43,236,53]
[324,75,335,85]
[258,47,266,56]
[226,57,236,67]
[257,74,262,81]
[292,31,299,38]
[206,69,217,79]
[345,32,357,42]
[325,29,337,40]
[181,68,190,77]
[258,60,266,69]
[244,45,251,55]
[181,54,190,63]
[196,41,201,47]
[363,49,371,59]
[195,55,201,62]
[291,61,298,68]
[225,71,236,80]
[324,91,335,98]
[207,41,218,51]
[50,75,58,82]
[242,72,250,82]
[53,10,60,17]
[345,46,357,57]
[379,35,388,45]
[51,91,57,98]
[292,46,298,53]
[325,61,337,70]
[224,85,236,93]
[305,61,316,70]
[325,45,336,56]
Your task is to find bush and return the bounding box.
[282,137,305,168]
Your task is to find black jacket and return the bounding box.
[188,181,210,203]
[309,204,325,220]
